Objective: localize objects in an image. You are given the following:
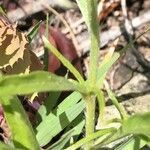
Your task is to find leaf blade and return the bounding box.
[43,36,84,83]
[0,71,86,96]
[28,21,42,42]
[101,112,150,146]
[36,100,85,146]
[0,96,40,150]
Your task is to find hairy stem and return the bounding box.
[84,95,96,149]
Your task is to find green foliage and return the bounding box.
[0,7,6,15]
[77,0,100,86]
[43,37,84,83]
[0,96,40,150]
[0,0,149,149]
[115,136,148,150]
[48,129,74,150]
[36,100,84,146]
[28,21,42,42]
[95,112,150,148]
[36,92,84,146]
[0,141,17,150]
[0,71,86,96]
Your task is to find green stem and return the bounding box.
[88,0,100,87]
[66,128,116,150]
[84,95,96,149]
[96,90,105,124]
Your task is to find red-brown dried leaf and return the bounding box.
[40,25,82,76]
[48,34,61,72]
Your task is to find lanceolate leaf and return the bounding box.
[0,7,6,15]
[36,100,85,146]
[97,52,120,87]
[76,0,90,29]
[66,128,116,150]
[102,112,150,146]
[49,120,85,150]
[120,112,150,137]
[43,36,84,83]
[115,136,148,150]
[0,141,16,150]
[49,130,74,150]
[0,71,86,96]
[37,91,81,121]
[37,92,61,121]
[56,92,82,114]
[37,92,83,146]
[77,0,100,86]
[0,96,40,150]
[28,21,42,42]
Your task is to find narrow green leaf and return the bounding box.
[97,52,120,87]
[120,112,150,136]
[66,128,116,150]
[39,92,82,146]
[115,136,148,150]
[28,21,42,42]
[77,0,100,86]
[76,0,90,29]
[48,130,74,150]
[71,119,85,138]
[49,120,85,150]
[57,92,82,114]
[36,100,85,146]
[68,119,85,147]
[65,114,85,143]
[37,91,82,123]
[106,87,127,120]
[101,112,150,146]
[37,92,61,121]
[0,141,17,150]
[97,28,150,88]
[38,91,82,122]
[0,96,40,150]
[37,91,82,121]
[0,71,86,96]
[0,7,6,15]
[43,37,84,83]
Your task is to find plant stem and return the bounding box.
[88,0,100,87]
[84,95,96,149]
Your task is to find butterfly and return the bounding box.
[0,15,42,74]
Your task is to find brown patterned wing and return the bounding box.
[0,15,31,74]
